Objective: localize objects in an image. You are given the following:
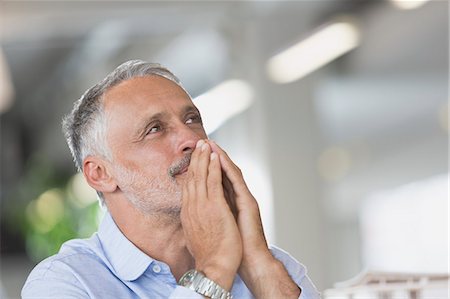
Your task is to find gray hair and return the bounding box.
[62,60,184,204]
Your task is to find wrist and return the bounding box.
[239,252,301,299]
[239,250,277,281]
[198,264,237,291]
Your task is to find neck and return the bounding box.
[106,196,194,281]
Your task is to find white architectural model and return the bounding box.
[324,271,449,299]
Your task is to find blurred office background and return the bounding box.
[0,0,448,298]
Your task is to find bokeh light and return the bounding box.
[317,146,352,182]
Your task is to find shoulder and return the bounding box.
[27,235,105,278]
[22,236,108,298]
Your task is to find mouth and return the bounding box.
[169,155,191,178]
[176,165,188,176]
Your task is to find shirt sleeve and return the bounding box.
[269,245,321,299]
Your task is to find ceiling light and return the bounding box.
[194,80,254,134]
[437,102,448,132]
[389,0,430,10]
[0,48,14,113]
[266,21,360,84]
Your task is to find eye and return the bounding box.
[185,114,202,125]
[147,124,162,135]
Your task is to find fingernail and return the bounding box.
[210,152,217,160]
[196,139,205,149]
[201,142,209,152]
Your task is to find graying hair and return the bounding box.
[62,60,184,204]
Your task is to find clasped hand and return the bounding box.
[180,139,274,292]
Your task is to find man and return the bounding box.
[22,60,320,299]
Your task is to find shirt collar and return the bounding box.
[98,212,153,281]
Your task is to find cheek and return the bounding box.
[114,148,167,175]
[113,136,177,176]
[134,149,172,175]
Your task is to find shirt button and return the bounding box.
[152,264,161,273]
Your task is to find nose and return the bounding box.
[176,125,202,155]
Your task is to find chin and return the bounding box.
[124,189,182,216]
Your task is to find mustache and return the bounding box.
[168,154,192,177]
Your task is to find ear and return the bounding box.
[83,156,117,194]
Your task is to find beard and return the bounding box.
[113,154,191,218]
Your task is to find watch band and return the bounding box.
[178,269,233,299]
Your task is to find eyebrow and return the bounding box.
[182,105,201,116]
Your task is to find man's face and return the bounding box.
[103,75,207,217]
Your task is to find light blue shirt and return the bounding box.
[22,212,320,298]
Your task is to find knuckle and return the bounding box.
[208,183,220,193]
[208,183,224,197]
[207,176,220,187]
[194,175,204,185]
[187,171,195,181]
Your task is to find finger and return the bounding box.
[185,139,206,201]
[222,172,238,217]
[185,164,197,207]
[209,142,258,215]
[188,139,205,173]
[180,181,190,225]
[209,141,249,195]
[194,141,211,201]
[207,152,225,201]
[207,141,237,207]
[182,180,188,205]
[181,181,197,254]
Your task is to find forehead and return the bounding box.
[103,75,191,115]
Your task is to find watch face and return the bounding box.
[179,269,196,286]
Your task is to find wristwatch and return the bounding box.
[178,269,233,299]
